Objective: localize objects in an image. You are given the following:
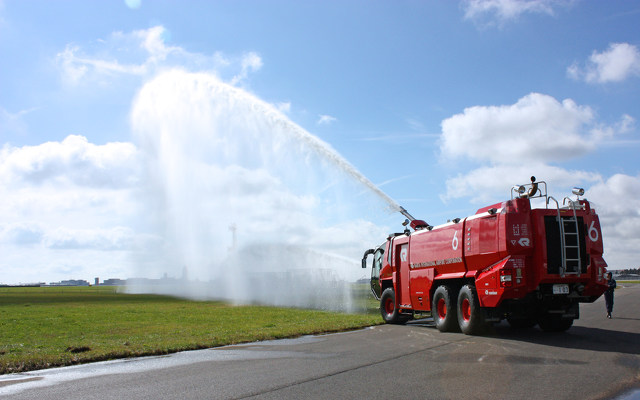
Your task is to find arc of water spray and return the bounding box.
[245,97,403,214]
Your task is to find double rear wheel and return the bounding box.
[432,285,459,332]
[432,284,487,335]
[456,284,487,335]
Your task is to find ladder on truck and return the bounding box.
[546,196,582,277]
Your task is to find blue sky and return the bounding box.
[1,0,639,285]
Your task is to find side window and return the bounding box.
[373,248,384,275]
[370,248,384,299]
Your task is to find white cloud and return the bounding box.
[56,25,261,87]
[276,102,291,113]
[317,114,337,125]
[44,226,135,251]
[0,222,44,245]
[0,135,139,188]
[440,93,598,164]
[124,0,141,10]
[439,94,633,203]
[230,52,263,85]
[0,136,140,248]
[586,174,640,268]
[1,223,135,251]
[0,135,144,283]
[57,45,91,84]
[568,42,640,84]
[462,0,565,26]
[617,114,636,133]
[56,26,184,84]
[0,107,38,136]
[438,93,638,269]
[406,118,425,131]
[442,163,601,203]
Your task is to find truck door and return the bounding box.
[396,242,411,309]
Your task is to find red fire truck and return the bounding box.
[362,177,608,334]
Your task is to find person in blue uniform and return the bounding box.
[604,272,616,318]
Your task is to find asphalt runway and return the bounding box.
[1,284,639,400]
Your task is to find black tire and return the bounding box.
[507,316,538,329]
[538,315,573,332]
[380,288,407,324]
[457,284,487,335]
[432,285,459,332]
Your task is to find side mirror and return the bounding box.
[361,249,375,268]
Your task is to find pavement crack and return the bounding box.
[233,337,469,399]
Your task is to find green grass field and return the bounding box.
[0,286,381,374]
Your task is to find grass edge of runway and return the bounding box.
[0,286,381,374]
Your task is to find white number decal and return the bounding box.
[588,221,599,242]
[452,231,459,250]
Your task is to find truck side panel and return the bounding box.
[463,213,502,276]
[408,267,434,311]
[407,222,464,311]
[473,199,534,307]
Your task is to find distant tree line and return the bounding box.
[615,268,640,275]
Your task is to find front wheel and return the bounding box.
[432,285,459,332]
[457,284,488,335]
[380,288,407,324]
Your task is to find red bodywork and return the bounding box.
[376,197,608,317]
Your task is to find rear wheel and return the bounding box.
[457,284,487,335]
[538,315,573,332]
[380,288,407,324]
[432,285,459,332]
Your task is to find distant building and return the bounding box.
[102,278,127,286]
[49,279,90,286]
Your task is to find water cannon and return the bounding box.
[399,206,415,221]
[398,206,431,231]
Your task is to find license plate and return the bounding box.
[553,284,569,295]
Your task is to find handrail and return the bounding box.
[512,180,548,201]
[562,197,582,277]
